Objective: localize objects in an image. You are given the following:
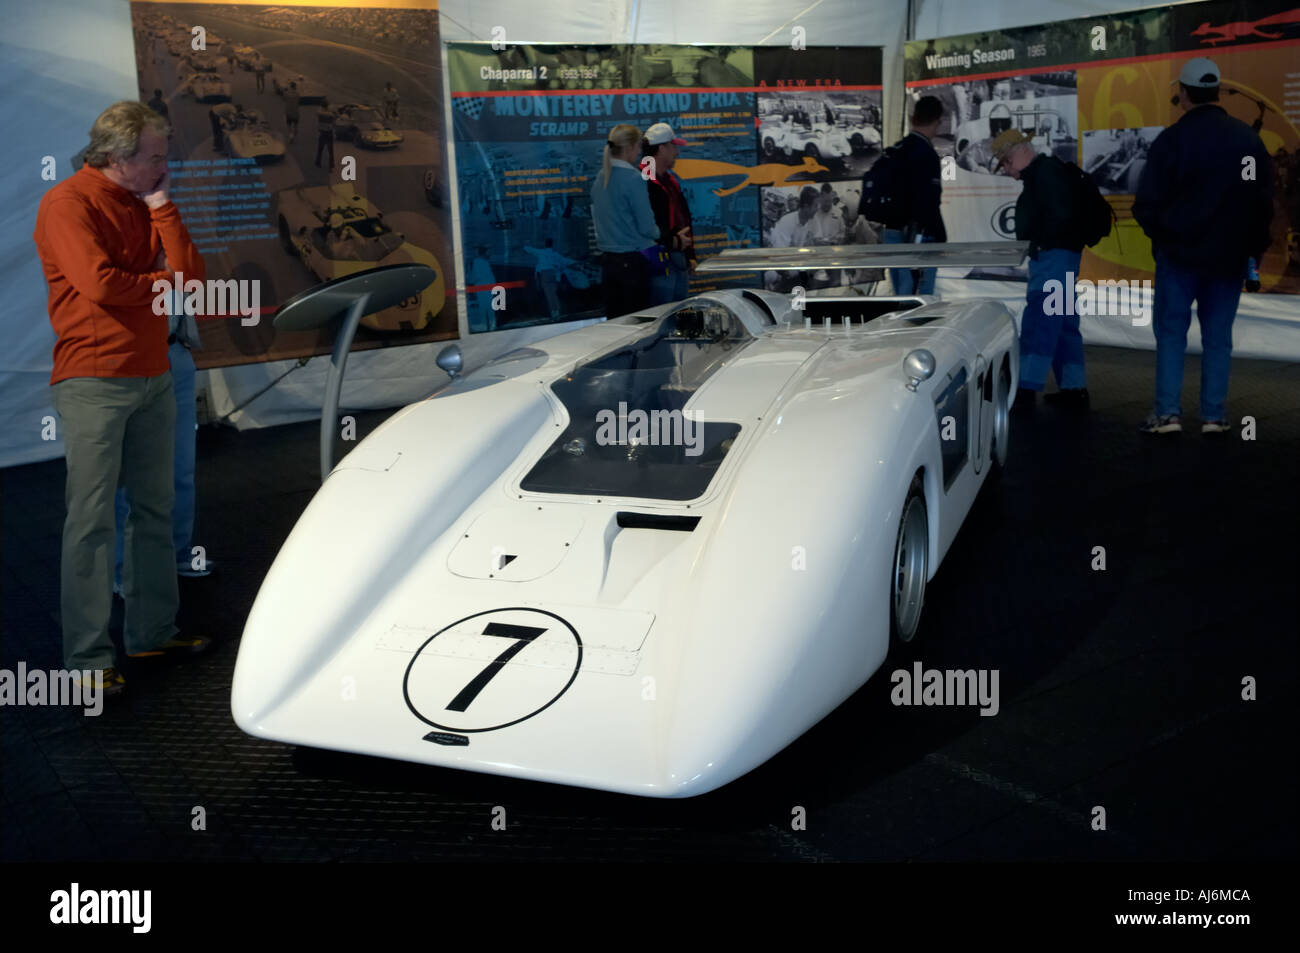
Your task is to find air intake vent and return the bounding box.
[616,512,701,532]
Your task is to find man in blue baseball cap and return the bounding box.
[1133,57,1274,435]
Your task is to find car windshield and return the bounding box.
[350,108,382,124]
[521,302,749,501]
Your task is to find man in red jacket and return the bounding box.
[33,101,211,696]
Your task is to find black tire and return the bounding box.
[989,363,1011,477]
[890,476,929,644]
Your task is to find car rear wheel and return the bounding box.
[890,477,928,643]
[990,364,1011,475]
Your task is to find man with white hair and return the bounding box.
[1133,57,1273,435]
[33,101,212,696]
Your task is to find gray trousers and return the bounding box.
[52,374,179,669]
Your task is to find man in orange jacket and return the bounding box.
[33,101,211,696]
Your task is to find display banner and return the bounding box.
[904,0,1300,292]
[447,44,882,331]
[129,1,457,369]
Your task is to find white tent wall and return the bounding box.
[2,0,148,469]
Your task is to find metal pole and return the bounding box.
[320,292,370,483]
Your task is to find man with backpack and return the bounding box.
[860,95,946,295]
[993,128,1112,409]
[1132,57,1274,435]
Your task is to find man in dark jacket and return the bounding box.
[880,95,947,294]
[993,128,1089,408]
[643,122,694,305]
[1133,57,1273,434]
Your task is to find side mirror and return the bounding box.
[903,349,935,392]
[436,343,463,379]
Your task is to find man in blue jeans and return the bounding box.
[879,95,946,294]
[1133,57,1273,434]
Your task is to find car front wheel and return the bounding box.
[890,477,928,643]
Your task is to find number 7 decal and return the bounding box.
[445,622,548,712]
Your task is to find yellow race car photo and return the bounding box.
[275,185,445,332]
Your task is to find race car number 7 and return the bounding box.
[445,622,547,712]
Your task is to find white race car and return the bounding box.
[273,73,327,104]
[212,104,286,164]
[759,116,853,163]
[182,73,232,103]
[333,104,403,149]
[232,243,1024,797]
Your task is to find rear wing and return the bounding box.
[695,241,1029,273]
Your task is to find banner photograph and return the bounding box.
[129,0,457,368]
[904,0,1299,291]
[448,44,882,331]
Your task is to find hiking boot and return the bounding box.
[1139,413,1182,434]
[74,667,126,697]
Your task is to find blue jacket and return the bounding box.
[1133,105,1273,276]
[591,159,660,253]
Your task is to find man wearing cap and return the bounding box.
[643,122,695,305]
[993,127,1091,409]
[1132,57,1273,435]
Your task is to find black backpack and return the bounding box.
[858,145,909,227]
[1064,161,1115,247]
